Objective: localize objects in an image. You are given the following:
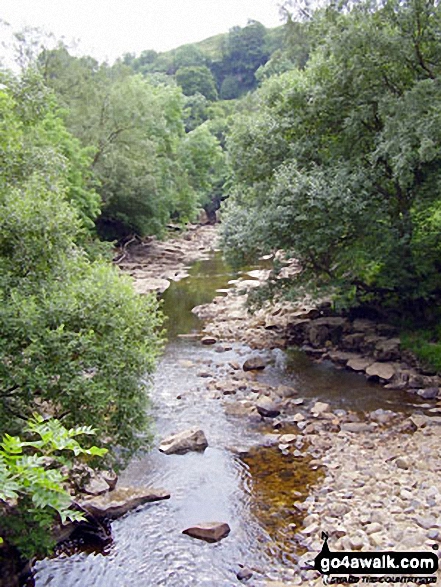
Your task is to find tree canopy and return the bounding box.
[221,0,441,320]
[0,68,163,462]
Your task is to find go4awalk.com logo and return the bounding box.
[310,533,439,584]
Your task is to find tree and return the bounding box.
[0,69,163,463]
[175,65,218,100]
[220,21,270,94]
[40,48,199,239]
[179,123,224,217]
[221,0,441,318]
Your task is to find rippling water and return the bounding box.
[33,252,429,587]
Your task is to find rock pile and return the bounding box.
[115,224,219,294]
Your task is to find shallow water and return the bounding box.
[33,252,429,586]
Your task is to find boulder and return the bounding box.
[347,357,373,372]
[327,351,356,365]
[352,319,376,333]
[243,357,266,371]
[311,401,330,415]
[83,473,110,496]
[279,434,297,444]
[374,338,401,362]
[256,396,280,418]
[159,429,208,455]
[365,362,396,381]
[79,486,170,519]
[182,522,230,543]
[237,567,253,581]
[341,332,366,351]
[417,387,439,400]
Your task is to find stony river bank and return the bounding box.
[118,224,441,585]
[29,224,441,586]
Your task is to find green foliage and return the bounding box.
[41,47,214,238]
[401,327,441,374]
[0,415,106,559]
[0,70,164,462]
[175,65,218,100]
[221,0,441,316]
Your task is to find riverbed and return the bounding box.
[33,248,440,587]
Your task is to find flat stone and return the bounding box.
[243,357,266,371]
[159,429,208,455]
[340,422,371,433]
[417,387,439,400]
[365,362,396,381]
[83,473,111,496]
[347,357,373,372]
[415,516,439,530]
[133,277,170,294]
[279,434,297,444]
[328,351,356,365]
[79,486,170,519]
[366,522,382,535]
[182,522,230,543]
[201,336,217,345]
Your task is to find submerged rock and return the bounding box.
[79,486,170,519]
[159,428,208,454]
[182,522,231,543]
[237,567,253,581]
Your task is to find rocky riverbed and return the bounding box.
[115,224,219,294]
[188,249,441,585]
[15,225,440,587]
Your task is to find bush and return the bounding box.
[0,415,106,559]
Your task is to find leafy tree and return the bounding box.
[173,44,207,69]
[219,75,242,100]
[179,123,224,217]
[0,70,163,463]
[221,0,441,319]
[220,21,270,93]
[40,48,197,239]
[175,65,218,100]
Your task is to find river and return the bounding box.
[33,252,429,587]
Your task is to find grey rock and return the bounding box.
[237,567,253,581]
[365,362,396,381]
[182,522,230,543]
[415,516,439,530]
[256,396,281,418]
[417,387,439,400]
[201,336,217,345]
[340,422,371,433]
[395,456,411,470]
[83,473,110,496]
[79,486,170,519]
[311,401,330,415]
[347,357,373,372]
[374,338,401,362]
[243,357,266,371]
[159,428,208,455]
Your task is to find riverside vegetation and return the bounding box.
[0,0,441,583]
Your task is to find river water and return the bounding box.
[33,253,429,587]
